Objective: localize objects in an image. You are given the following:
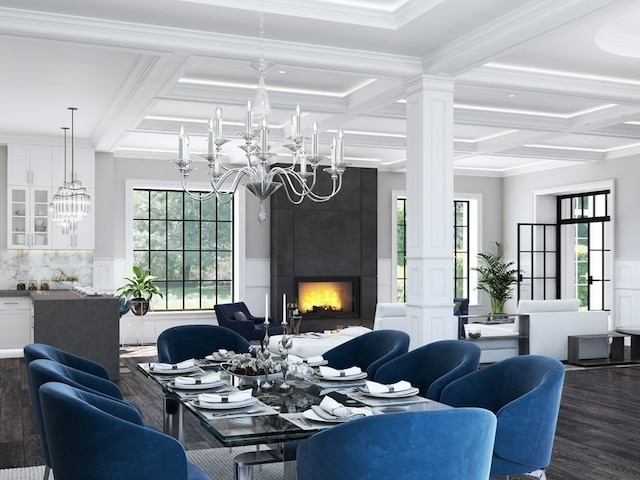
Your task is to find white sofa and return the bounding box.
[517,299,609,361]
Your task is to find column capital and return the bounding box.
[405,74,455,97]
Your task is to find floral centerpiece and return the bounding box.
[226,351,282,377]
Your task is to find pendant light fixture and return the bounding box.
[49,107,91,233]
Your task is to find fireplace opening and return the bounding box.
[295,277,360,318]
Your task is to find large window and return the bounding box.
[132,189,234,311]
[394,197,477,303]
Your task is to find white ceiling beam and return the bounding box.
[422,0,629,76]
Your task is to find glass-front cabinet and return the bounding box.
[9,187,50,248]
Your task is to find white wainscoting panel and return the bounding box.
[243,258,270,315]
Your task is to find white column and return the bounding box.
[405,75,457,348]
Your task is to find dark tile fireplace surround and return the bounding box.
[270,167,377,332]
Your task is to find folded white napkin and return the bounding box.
[319,365,362,378]
[152,359,196,371]
[314,396,372,420]
[364,380,413,394]
[198,389,253,405]
[174,372,221,387]
[288,354,325,365]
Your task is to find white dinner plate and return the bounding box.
[302,409,345,424]
[170,379,226,390]
[205,352,235,362]
[149,364,200,375]
[317,371,368,382]
[192,396,257,410]
[357,386,420,398]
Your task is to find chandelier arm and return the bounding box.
[268,167,314,198]
[302,174,344,202]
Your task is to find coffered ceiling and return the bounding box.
[1,0,640,176]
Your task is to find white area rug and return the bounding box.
[0,447,285,480]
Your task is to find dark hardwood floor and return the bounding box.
[2,348,640,479]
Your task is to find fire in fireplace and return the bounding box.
[296,277,359,317]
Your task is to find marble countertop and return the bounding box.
[0,290,114,301]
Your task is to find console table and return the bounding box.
[568,331,640,367]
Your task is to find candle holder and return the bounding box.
[261,319,273,390]
[278,332,294,390]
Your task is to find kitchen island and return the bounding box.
[31,290,120,379]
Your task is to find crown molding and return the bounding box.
[0,7,422,78]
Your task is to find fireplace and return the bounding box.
[295,277,360,319]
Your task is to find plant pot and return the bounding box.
[131,298,149,316]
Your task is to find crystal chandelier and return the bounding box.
[49,107,91,233]
[174,6,347,223]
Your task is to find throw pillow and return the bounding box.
[234,311,248,321]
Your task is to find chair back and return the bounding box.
[38,382,207,480]
[297,407,497,480]
[440,355,565,476]
[372,303,408,334]
[322,330,410,378]
[26,359,126,471]
[374,340,481,401]
[157,324,251,363]
[24,343,110,379]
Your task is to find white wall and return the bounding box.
[503,154,640,327]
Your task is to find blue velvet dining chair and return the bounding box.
[24,343,110,380]
[157,324,252,363]
[27,358,142,480]
[322,330,410,379]
[374,339,481,401]
[214,301,284,345]
[296,407,497,480]
[440,355,565,480]
[38,382,210,480]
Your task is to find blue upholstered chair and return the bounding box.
[39,382,209,480]
[26,358,140,480]
[24,343,110,380]
[296,407,497,480]
[157,324,251,363]
[440,355,565,479]
[214,301,284,344]
[454,297,469,339]
[322,330,410,379]
[374,339,481,401]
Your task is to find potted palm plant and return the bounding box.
[116,266,163,316]
[473,242,519,317]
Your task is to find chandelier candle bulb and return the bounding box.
[261,117,268,155]
[311,122,319,157]
[215,107,223,139]
[179,125,187,161]
[295,104,301,140]
[207,118,214,157]
[246,100,253,136]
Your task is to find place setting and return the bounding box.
[141,358,203,376]
[187,389,279,420]
[282,396,374,431]
[346,380,429,407]
[204,349,237,363]
[168,372,227,391]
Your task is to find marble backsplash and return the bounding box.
[0,250,92,290]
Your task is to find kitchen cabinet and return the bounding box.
[7,144,53,187]
[8,186,51,248]
[7,143,95,250]
[0,297,32,349]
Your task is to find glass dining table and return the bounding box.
[136,359,449,480]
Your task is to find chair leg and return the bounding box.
[43,465,51,480]
[527,470,546,480]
